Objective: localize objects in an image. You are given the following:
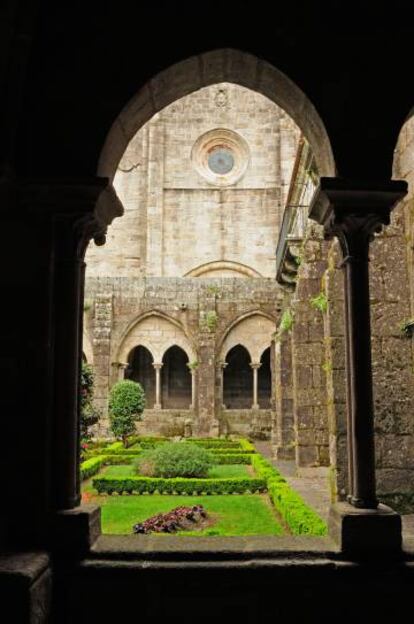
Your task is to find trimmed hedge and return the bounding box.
[135,436,168,449]
[213,453,252,465]
[189,440,241,449]
[92,476,266,496]
[251,455,327,536]
[80,456,106,480]
[81,452,252,475]
[239,439,256,453]
[102,448,142,456]
[81,454,136,480]
[101,455,135,465]
[103,441,124,453]
[209,448,254,456]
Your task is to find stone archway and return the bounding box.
[161,345,192,409]
[126,345,156,408]
[223,344,252,409]
[98,49,335,181]
[218,312,276,438]
[258,347,271,409]
[116,312,196,366]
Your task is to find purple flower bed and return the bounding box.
[133,505,207,534]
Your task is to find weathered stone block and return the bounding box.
[296,444,318,466]
[329,502,401,558]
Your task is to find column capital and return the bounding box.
[152,362,163,370]
[216,360,228,370]
[309,177,407,262]
[250,362,262,370]
[112,361,128,369]
[21,178,123,259]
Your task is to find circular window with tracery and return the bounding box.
[191,129,249,186]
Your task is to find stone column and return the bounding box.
[310,178,406,509]
[153,363,162,409]
[250,362,261,410]
[217,361,227,409]
[50,181,122,512]
[272,332,295,460]
[117,362,128,381]
[189,368,196,410]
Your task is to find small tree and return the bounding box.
[108,380,146,446]
[80,361,100,447]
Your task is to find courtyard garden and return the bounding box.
[80,436,328,537]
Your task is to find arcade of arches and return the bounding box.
[5,12,414,616]
[83,76,414,509]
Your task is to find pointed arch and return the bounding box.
[223,345,253,409]
[219,310,276,364]
[161,345,192,409]
[98,49,335,181]
[116,311,196,365]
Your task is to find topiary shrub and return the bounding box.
[134,442,213,478]
[80,361,101,459]
[108,380,146,447]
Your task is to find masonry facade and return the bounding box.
[84,83,299,438]
[271,115,414,509]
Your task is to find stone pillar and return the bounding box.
[189,368,196,410]
[49,181,122,513]
[217,361,227,409]
[117,362,128,381]
[197,335,217,436]
[272,332,295,460]
[93,292,113,429]
[153,363,162,409]
[309,178,406,509]
[250,362,261,409]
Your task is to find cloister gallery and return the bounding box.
[84,76,414,510]
[4,5,414,620]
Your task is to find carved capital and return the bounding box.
[21,178,123,259]
[250,362,262,370]
[216,360,228,371]
[309,178,407,263]
[153,363,163,370]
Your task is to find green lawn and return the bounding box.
[101,463,251,479]
[82,462,283,536]
[83,493,284,536]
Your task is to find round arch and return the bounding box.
[98,49,335,181]
[184,260,263,278]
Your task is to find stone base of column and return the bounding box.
[52,504,101,556]
[0,552,52,622]
[329,502,402,558]
[153,403,162,410]
[251,404,260,410]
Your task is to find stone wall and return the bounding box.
[281,205,414,506]
[85,83,300,279]
[85,276,283,437]
[289,225,330,468]
[84,81,300,440]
